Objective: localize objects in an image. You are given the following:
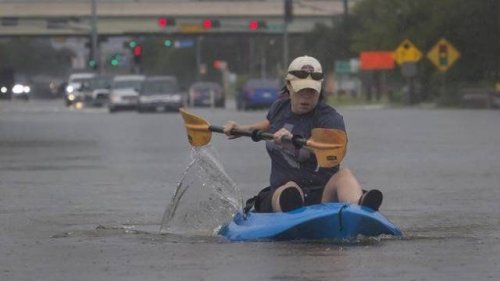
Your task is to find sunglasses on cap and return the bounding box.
[288,70,324,81]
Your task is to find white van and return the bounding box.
[64,72,95,106]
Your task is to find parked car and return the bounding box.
[137,76,184,112]
[64,72,95,106]
[236,79,280,110]
[187,81,225,108]
[108,75,145,113]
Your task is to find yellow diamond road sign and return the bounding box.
[427,38,460,72]
[394,39,423,65]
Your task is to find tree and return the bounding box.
[0,38,72,75]
[351,0,500,82]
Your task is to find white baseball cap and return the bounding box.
[285,55,323,93]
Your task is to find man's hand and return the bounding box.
[273,128,293,145]
[223,121,241,139]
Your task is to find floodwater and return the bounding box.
[1,99,499,281]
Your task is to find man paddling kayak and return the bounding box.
[223,55,383,213]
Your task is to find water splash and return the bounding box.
[160,145,242,235]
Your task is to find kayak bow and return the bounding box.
[218,203,402,241]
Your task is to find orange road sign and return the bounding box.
[360,51,395,70]
[427,38,461,72]
[394,39,422,65]
[180,24,205,33]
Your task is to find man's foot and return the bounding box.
[358,189,383,211]
[279,187,304,212]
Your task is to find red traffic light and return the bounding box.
[133,45,142,57]
[438,44,448,54]
[158,17,175,28]
[158,18,167,27]
[248,20,267,31]
[249,20,259,30]
[203,19,212,29]
[202,19,220,30]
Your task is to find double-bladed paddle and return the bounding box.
[179,108,347,168]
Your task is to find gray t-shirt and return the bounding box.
[265,98,346,188]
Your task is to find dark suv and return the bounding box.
[137,76,184,112]
[187,82,225,108]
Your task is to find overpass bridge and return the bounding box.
[0,0,349,36]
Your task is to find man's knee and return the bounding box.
[335,167,354,179]
[271,182,304,212]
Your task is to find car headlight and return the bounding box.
[12,84,25,94]
[68,94,76,101]
[1,87,7,94]
[24,86,31,93]
[66,85,74,93]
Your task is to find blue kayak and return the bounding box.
[218,203,402,241]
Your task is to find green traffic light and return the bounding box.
[111,58,119,66]
[129,41,137,48]
[164,39,173,47]
[88,60,97,68]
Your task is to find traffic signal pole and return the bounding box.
[196,36,203,81]
[343,0,348,19]
[90,0,100,73]
[283,0,292,68]
[283,22,289,70]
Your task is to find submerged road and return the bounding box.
[1,99,499,280]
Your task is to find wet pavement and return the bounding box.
[1,99,499,281]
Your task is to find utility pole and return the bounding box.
[283,0,293,68]
[343,0,348,18]
[283,24,289,69]
[90,0,99,73]
[196,36,202,81]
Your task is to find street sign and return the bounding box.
[180,24,205,33]
[335,58,359,74]
[394,39,422,65]
[174,39,194,48]
[359,51,394,70]
[335,60,351,74]
[426,38,460,72]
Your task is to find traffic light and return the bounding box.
[124,40,137,49]
[88,59,97,69]
[164,39,173,47]
[202,19,220,30]
[109,53,120,66]
[133,45,142,56]
[158,17,176,28]
[248,20,267,31]
[133,45,142,63]
[438,44,448,66]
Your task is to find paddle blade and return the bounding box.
[307,128,347,168]
[179,108,212,147]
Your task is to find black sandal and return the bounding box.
[358,189,383,211]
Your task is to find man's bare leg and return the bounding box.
[321,168,363,204]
